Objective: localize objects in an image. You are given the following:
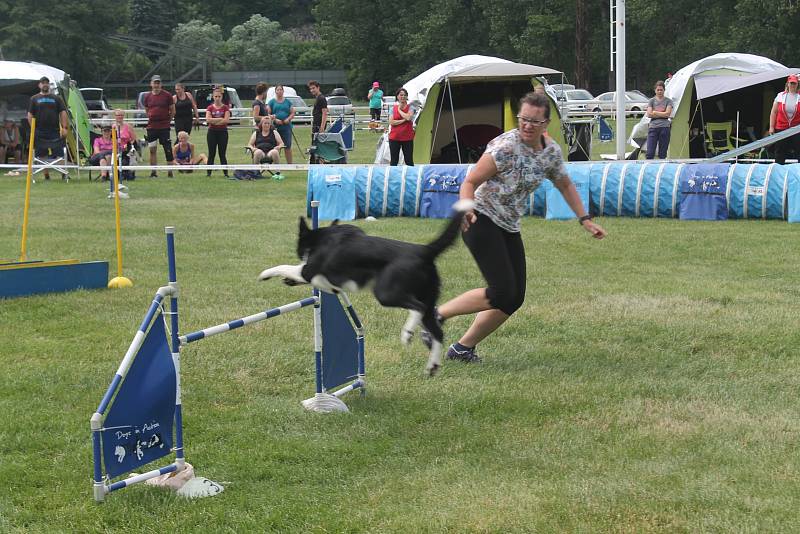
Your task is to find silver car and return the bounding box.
[556,89,595,114]
[326,95,353,117]
[592,91,650,115]
[287,96,311,124]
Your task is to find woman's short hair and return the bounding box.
[654,80,666,89]
[395,87,408,98]
[519,92,551,119]
[307,80,320,89]
[177,131,189,140]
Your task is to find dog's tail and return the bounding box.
[424,199,476,259]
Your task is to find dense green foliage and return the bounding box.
[0,1,799,98]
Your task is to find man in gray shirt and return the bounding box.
[645,80,674,159]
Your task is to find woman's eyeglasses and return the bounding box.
[517,116,549,126]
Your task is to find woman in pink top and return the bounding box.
[205,87,230,177]
[113,109,136,149]
[90,125,116,179]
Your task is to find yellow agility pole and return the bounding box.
[19,117,37,261]
[107,126,132,289]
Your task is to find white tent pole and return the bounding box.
[614,0,627,160]
[431,82,447,161]
[447,78,461,164]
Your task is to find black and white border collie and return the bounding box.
[259,199,475,376]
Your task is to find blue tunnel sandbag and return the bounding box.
[678,163,729,221]
[420,165,469,218]
[307,166,357,220]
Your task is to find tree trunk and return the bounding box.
[575,0,590,90]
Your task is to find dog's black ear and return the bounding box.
[298,216,310,235]
[330,219,340,226]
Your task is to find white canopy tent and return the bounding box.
[376,55,568,164]
[630,53,795,158]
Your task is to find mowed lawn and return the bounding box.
[1,127,800,532]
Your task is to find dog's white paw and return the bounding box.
[425,341,443,377]
[400,329,413,346]
[258,267,279,281]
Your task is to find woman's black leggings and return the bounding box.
[461,212,526,315]
[206,129,228,170]
[389,139,414,166]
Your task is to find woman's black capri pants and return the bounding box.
[461,211,526,316]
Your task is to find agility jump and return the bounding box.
[90,201,365,502]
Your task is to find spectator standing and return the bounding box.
[205,87,230,177]
[253,82,270,127]
[645,80,673,159]
[143,75,175,177]
[308,80,328,163]
[112,109,136,149]
[388,87,415,166]
[423,92,606,363]
[267,85,295,163]
[1,118,22,169]
[769,74,800,164]
[27,76,68,180]
[368,81,383,123]
[173,83,198,137]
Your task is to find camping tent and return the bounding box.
[631,53,798,159]
[0,61,92,163]
[374,55,575,164]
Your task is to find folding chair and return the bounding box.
[704,122,750,157]
[32,135,69,180]
[309,133,347,164]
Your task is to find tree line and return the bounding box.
[1,0,798,96]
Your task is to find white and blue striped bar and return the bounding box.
[107,462,179,493]
[180,296,318,344]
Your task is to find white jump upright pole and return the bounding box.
[612,0,627,160]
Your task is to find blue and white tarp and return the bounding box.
[101,315,175,479]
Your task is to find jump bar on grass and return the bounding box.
[180,296,318,344]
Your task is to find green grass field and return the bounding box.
[1,125,799,532]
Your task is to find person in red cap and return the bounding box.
[367,81,383,126]
[768,74,800,164]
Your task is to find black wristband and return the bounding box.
[578,215,592,224]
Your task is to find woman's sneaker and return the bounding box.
[446,344,481,363]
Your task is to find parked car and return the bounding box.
[555,89,595,114]
[80,87,110,111]
[80,87,111,120]
[327,88,353,117]
[286,96,311,124]
[194,85,246,124]
[381,95,396,119]
[592,91,650,115]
